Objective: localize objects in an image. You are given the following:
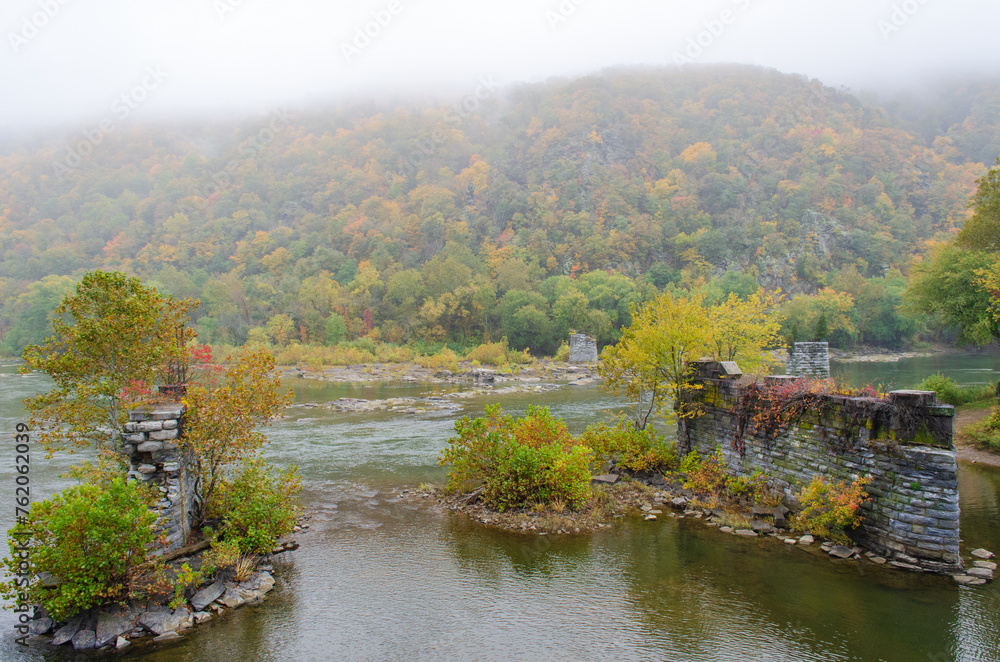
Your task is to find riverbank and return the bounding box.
[828,344,955,363]
[279,359,600,386]
[434,472,996,583]
[23,528,305,653]
[955,404,1000,468]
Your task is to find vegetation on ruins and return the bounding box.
[793,475,873,545]
[181,345,292,524]
[0,479,159,621]
[19,270,196,455]
[5,270,300,621]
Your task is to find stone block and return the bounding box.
[568,334,598,363]
[131,406,184,421]
[148,428,179,441]
[137,441,163,453]
[136,421,163,432]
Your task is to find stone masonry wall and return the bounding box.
[786,341,831,379]
[120,406,197,554]
[680,366,961,574]
[568,334,598,363]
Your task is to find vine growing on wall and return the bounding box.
[728,379,929,456]
[730,379,830,455]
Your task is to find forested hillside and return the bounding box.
[1,64,995,356]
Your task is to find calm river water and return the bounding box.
[2,354,1000,661]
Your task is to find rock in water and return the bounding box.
[954,575,987,586]
[218,587,244,609]
[191,580,226,612]
[29,617,53,635]
[138,606,181,635]
[71,629,96,650]
[96,611,133,647]
[154,631,182,642]
[967,567,994,580]
[829,545,854,559]
[51,615,83,646]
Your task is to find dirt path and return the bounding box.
[954,406,1000,468]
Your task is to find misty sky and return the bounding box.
[2,0,999,134]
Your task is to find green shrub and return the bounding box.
[440,405,593,511]
[465,341,510,366]
[581,421,676,473]
[214,457,303,554]
[681,449,729,495]
[0,479,158,621]
[965,409,1000,452]
[553,342,571,362]
[484,441,593,512]
[915,373,995,406]
[169,563,205,610]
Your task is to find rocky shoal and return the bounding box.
[280,360,600,386]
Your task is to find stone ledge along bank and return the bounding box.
[679,361,961,574]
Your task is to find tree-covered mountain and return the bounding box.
[1,64,995,355]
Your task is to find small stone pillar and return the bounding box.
[786,342,830,379]
[568,334,598,363]
[121,406,197,554]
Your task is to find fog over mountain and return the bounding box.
[2,0,999,136]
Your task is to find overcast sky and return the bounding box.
[2,0,999,134]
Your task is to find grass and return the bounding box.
[962,407,1000,453]
[715,511,752,530]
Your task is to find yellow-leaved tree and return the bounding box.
[710,289,785,374]
[598,288,784,430]
[598,291,713,430]
[181,346,293,525]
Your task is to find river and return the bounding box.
[1,354,999,661]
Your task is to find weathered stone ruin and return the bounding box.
[568,333,598,363]
[680,361,961,574]
[120,405,198,554]
[786,341,831,379]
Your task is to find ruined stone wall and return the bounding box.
[568,334,598,363]
[680,368,961,574]
[786,341,830,379]
[121,406,198,554]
